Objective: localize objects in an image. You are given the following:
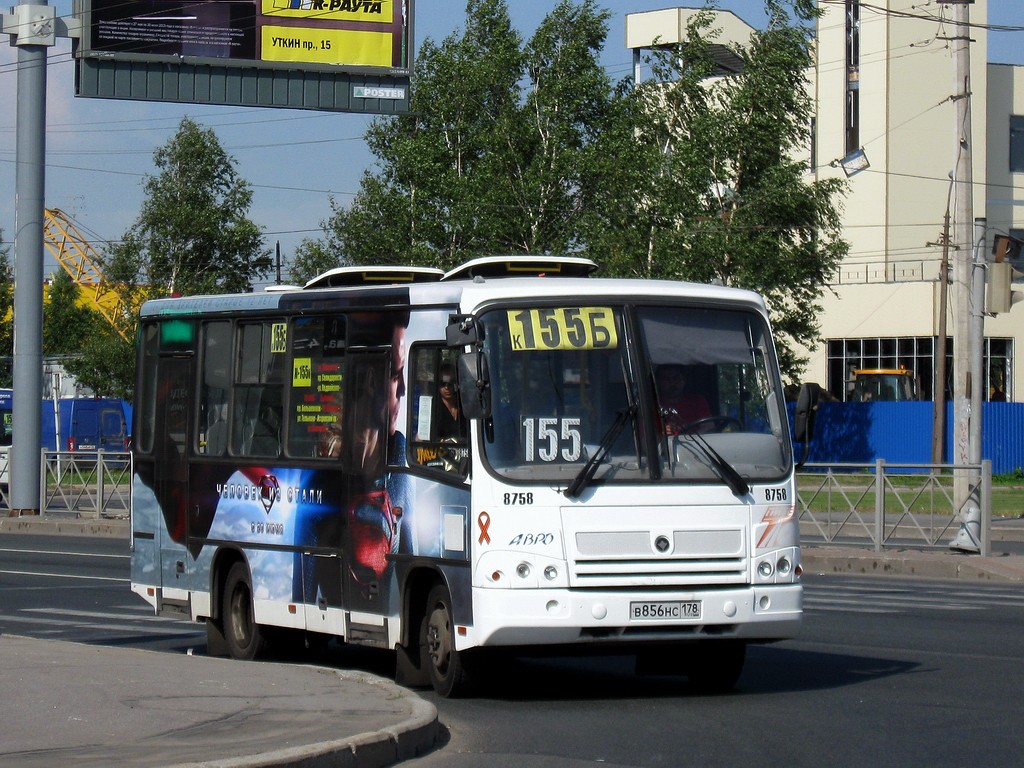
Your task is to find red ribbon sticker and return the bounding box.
[478,511,491,545]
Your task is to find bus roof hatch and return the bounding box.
[442,255,598,281]
[304,266,444,289]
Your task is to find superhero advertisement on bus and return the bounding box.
[132,303,470,618]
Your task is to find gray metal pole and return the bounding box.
[970,217,986,469]
[950,0,974,543]
[9,2,49,516]
[950,217,986,552]
[931,176,952,465]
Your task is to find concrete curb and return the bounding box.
[0,515,128,537]
[0,634,441,768]
[165,674,439,768]
[802,546,1024,582]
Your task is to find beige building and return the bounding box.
[626,1,1024,401]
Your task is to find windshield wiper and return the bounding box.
[677,424,750,497]
[564,407,635,499]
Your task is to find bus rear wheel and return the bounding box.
[422,583,475,697]
[223,562,266,661]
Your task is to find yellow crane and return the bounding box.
[42,208,137,342]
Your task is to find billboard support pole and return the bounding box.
[2,3,64,515]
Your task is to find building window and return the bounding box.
[826,337,1013,402]
[1011,116,1024,173]
[986,338,1012,401]
[845,1,861,155]
[809,116,817,171]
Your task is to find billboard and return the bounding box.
[73,0,412,113]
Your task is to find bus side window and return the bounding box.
[248,402,281,456]
[199,321,231,456]
[409,346,468,476]
[136,324,160,455]
[287,316,346,460]
[232,321,285,458]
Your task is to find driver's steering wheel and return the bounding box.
[680,415,742,434]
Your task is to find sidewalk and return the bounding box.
[0,634,439,768]
[802,543,1024,582]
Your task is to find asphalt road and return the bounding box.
[3,533,1024,767]
[403,573,1024,767]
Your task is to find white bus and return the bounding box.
[130,256,802,696]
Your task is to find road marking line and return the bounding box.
[1,614,201,636]
[0,569,127,583]
[0,546,128,559]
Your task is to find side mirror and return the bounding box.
[794,383,821,467]
[446,315,480,347]
[457,352,491,420]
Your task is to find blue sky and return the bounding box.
[1,1,1022,281]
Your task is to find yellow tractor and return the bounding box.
[850,368,918,402]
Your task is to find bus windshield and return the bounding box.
[478,303,791,487]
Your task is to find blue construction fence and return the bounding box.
[789,401,1024,475]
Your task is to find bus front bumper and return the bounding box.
[461,583,802,649]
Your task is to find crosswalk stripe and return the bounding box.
[23,607,173,623]
[1,613,202,636]
[802,579,1024,614]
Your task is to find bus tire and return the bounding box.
[223,562,266,661]
[422,583,475,698]
[686,640,746,693]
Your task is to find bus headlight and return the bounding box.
[476,552,568,588]
[754,549,800,583]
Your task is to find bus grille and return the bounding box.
[567,528,748,588]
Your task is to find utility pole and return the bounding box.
[1,3,75,515]
[931,175,953,465]
[2,2,52,516]
[948,0,980,553]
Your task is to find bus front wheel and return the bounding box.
[422,583,476,697]
[223,562,266,661]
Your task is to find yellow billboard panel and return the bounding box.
[262,25,393,66]
[263,1,393,23]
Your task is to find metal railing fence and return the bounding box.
[4,452,992,555]
[40,450,132,519]
[798,460,992,555]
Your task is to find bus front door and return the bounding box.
[154,357,193,596]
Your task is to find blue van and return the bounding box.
[42,398,132,452]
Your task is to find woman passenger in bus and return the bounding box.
[436,364,466,440]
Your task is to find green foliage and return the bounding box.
[43,271,104,356]
[290,233,346,286]
[597,0,848,380]
[36,271,130,399]
[318,0,613,269]
[68,117,270,399]
[115,116,271,297]
[284,0,848,383]
[993,467,1024,486]
[0,231,11,387]
[63,326,136,402]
